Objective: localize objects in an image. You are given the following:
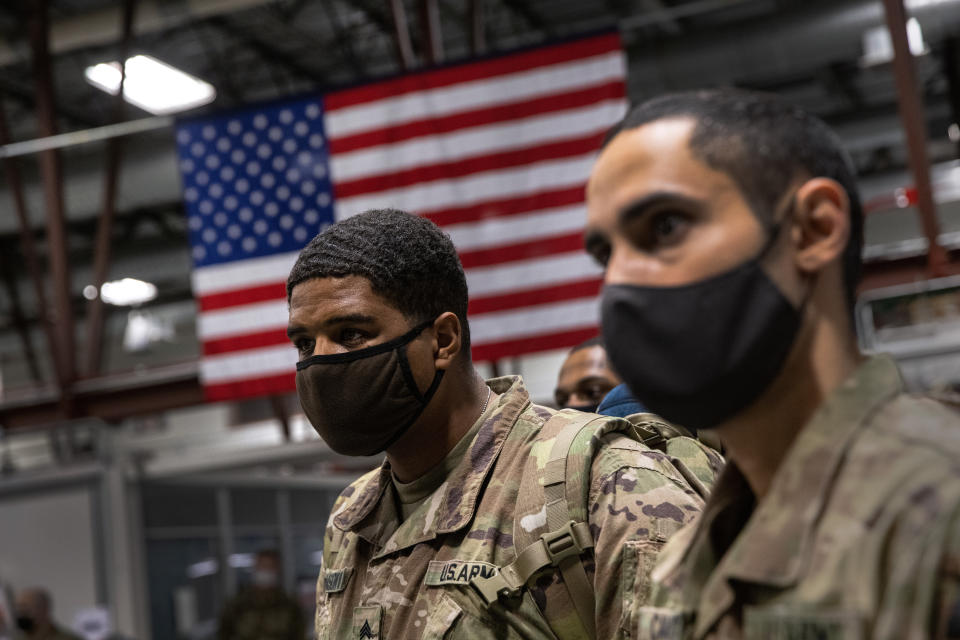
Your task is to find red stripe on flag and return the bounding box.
[421,185,585,227]
[334,131,605,199]
[198,282,287,312]
[203,329,289,356]
[204,372,296,402]
[459,232,584,269]
[325,33,621,110]
[471,326,600,362]
[329,82,625,154]
[468,278,603,315]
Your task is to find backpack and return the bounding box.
[468,409,716,640]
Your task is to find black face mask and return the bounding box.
[16,615,36,634]
[296,319,444,456]
[600,222,803,431]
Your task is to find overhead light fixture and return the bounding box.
[83,277,158,307]
[860,18,929,67]
[84,54,216,115]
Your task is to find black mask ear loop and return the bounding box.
[760,191,818,316]
[384,319,447,451]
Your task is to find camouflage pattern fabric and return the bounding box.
[635,355,960,639]
[217,588,304,640]
[315,376,719,639]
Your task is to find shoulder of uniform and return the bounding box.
[329,467,381,527]
[870,393,960,461]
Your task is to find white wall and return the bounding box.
[0,487,99,630]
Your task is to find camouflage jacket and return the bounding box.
[636,355,960,640]
[217,588,304,640]
[315,375,721,640]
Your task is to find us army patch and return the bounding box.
[322,567,353,594]
[425,559,499,586]
[744,606,864,640]
[353,605,382,640]
[633,606,691,640]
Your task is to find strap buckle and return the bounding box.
[541,520,588,566]
[470,571,516,606]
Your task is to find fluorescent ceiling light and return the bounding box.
[860,18,928,67]
[86,277,158,307]
[84,54,216,115]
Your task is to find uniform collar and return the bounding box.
[333,375,530,553]
[662,355,904,637]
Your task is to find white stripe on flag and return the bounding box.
[325,52,626,138]
[334,153,596,221]
[465,252,603,297]
[199,298,288,340]
[192,251,300,296]
[470,297,600,344]
[329,100,625,183]
[445,204,586,252]
[201,344,296,384]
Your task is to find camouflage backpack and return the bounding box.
[468,409,716,640]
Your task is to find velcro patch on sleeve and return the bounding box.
[322,567,354,594]
[425,560,499,586]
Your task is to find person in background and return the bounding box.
[553,337,623,412]
[586,87,960,638]
[217,550,303,640]
[13,589,81,640]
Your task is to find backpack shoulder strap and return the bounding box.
[470,409,636,640]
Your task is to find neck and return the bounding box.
[717,305,862,500]
[387,366,489,482]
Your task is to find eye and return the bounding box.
[585,384,610,403]
[555,390,569,407]
[585,237,611,268]
[338,328,371,348]
[294,339,314,358]
[648,211,690,248]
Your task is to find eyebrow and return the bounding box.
[286,313,377,338]
[617,191,703,225]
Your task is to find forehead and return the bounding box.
[587,117,738,216]
[560,345,609,377]
[288,275,400,319]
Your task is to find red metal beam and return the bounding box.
[470,0,486,56]
[389,0,416,71]
[420,0,444,65]
[882,0,948,276]
[0,101,57,385]
[28,0,76,409]
[85,0,138,376]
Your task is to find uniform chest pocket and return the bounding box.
[743,606,865,640]
[419,592,462,639]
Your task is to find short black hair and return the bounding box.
[287,208,471,351]
[569,336,604,356]
[605,89,863,312]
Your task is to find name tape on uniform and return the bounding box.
[425,560,498,586]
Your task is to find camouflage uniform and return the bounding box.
[217,587,304,640]
[635,355,960,639]
[315,375,721,639]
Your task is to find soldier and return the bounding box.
[586,88,960,639]
[217,550,304,640]
[13,589,81,640]
[554,337,622,412]
[286,208,720,640]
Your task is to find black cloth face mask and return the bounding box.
[296,319,444,456]
[16,615,36,634]
[601,220,803,431]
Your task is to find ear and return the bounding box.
[790,177,851,276]
[431,312,463,370]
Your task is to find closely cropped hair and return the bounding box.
[287,208,471,350]
[606,89,864,311]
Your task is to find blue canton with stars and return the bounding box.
[174,96,335,268]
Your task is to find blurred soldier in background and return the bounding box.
[586,88,960,638]
[13,589,81,640]
[286,208,717,639]
[217,550,303,640]
[553,337,622,412]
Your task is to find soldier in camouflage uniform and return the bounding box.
[217,550,304,640]
[285,209,722,639]
[585,88,960,639]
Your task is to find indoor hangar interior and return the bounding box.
[0,0,959,639]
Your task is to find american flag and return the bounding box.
[177,32,627,401]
